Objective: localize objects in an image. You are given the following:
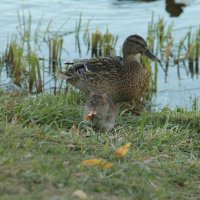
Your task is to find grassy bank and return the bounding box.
[0,91,200,200]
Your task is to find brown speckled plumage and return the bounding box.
[56,35,160,103]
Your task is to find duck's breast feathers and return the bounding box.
[71,56,123,75]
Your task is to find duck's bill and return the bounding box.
[145,48,161,63]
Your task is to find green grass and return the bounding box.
[0,91,200,200]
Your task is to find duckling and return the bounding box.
[84,93,117,131]
[56,35,160,105]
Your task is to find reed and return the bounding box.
[17,11,49,50]
[165,38,173,67]
[91,29,102,56]
[147,13,155,51]
[3,11,68,92]
[182,29,200,76]
[188,42,195,76]
[103,29,118,56]
[75,14,82,55]
[17,11,33,52]
[83,19,91,53]
[27,51,43,93]
[146,14,175,89]
[195,28,200,68]
[48,36,63,68]
[174,28,200,76]
[192,96,199,111]
[153,62,158,93]
[141,56,154,100]
[147,15,173,57]
[0,54,4,74]
[5,41,25,85]
[4,11,43,90]
[147,15,199,83]
[175,34,186,65]
[91,29,118,57]
[156,17,165,52]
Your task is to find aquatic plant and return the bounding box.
[83,19,91,53]
[27,51,43,93]
[192,96,199,111]
[146,14,200,91]
[48,36,63,69]
[0,55,4,74]
[75,14,82,56]
[5,40,25,85]
[82,20,119,57]
[3,11,71,92]
[90,28,118,57]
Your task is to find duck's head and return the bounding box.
[123,35,160,62]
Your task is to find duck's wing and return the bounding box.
[82,56,123,74]
[56,56,123,80]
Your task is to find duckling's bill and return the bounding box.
[84,111,97,121]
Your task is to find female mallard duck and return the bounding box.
[56,35,160,104]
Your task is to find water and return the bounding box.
[0,0,200,110]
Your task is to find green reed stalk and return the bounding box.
[75,14,82,55]
[91,29,118,57]
[141,56,153,99]
[192,96,199,111]
[48,36,63,67]
[27,52,42,93]
[165,38,173,67]
[153,62,158,93]
[195,29,200,65]
[83,19,91,53]
[6,41,25,85]
[92,29,102,56]
[34,15,44,46]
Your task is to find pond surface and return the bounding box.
[0,0,200,110]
